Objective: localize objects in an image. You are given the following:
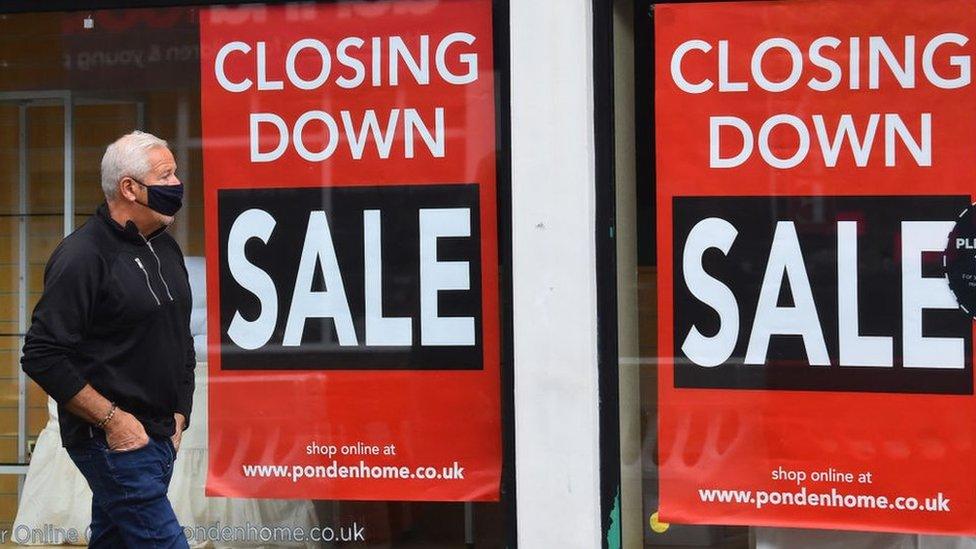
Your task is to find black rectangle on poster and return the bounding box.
[217,184,483,370]
[672,195,973,394]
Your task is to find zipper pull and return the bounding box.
[133,257,161,306]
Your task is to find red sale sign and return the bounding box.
[200,0,501,501]
[656,0,976,534]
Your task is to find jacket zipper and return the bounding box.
[143,235,174,302]
[133,257,161,306]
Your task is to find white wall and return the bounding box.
[510,1,602,548]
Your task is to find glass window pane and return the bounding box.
[0,2,511,545]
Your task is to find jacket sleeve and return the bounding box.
[21,238,100,405]
[175,248,196,431]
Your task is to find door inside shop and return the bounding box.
[0,91,148,530]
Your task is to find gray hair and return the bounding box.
[100,130,169,199]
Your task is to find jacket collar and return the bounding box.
[96,201,166,244]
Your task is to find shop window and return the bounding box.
[0,2,513,546]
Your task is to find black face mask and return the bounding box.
[131,177,184,216]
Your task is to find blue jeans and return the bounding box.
[66,431,188,549]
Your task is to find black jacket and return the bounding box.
[21,202,195,447]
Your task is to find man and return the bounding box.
[22,130,195,548]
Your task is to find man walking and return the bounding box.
[22,130,195,548]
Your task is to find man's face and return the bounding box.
[127,146,180,227]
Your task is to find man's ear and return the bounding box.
[118,177,139,202]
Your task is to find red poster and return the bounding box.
[656,0,976,533]
[200,0,501,501]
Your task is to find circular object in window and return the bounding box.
[945,202,976,318]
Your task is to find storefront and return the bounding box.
[615,0,976,547]
[0,0,973,547]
